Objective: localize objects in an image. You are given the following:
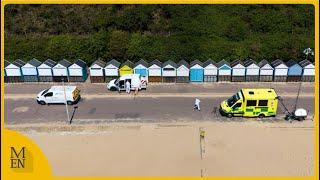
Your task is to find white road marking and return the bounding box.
[12,106,29,113]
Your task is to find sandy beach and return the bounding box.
[10,120,314,177]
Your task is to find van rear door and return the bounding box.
[141,76,147,88]
[72,88,80,101]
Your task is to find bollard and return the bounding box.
[199,127,206,160]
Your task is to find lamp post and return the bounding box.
[62,74,70,123]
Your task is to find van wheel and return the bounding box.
[258,114,265,118]
[67,101,73,105]
[227,113,232,118]
[39,101,46,105]
[110,87,117,91]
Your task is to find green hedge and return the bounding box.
[4,5,315,64]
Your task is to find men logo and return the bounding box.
[10,147,26,168]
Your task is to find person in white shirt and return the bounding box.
[125,80,131,94]
[194,98,201,111]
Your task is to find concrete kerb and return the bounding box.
[6,118,314,134]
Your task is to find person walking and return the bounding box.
[194,98,201,111]
[125,80,131,94]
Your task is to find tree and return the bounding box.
[107,30,129,60]
[4,4,315,63]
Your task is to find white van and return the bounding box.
[37,86,81,105]
[107,74,147,91]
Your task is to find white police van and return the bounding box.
[107,74,147,91]
[37,86,81,105]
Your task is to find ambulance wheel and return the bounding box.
[258,114,265,118]
[227,113,232,118]
[67,101,73,105]
[39,101,46,105]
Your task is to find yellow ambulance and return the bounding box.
[219,88,278,118]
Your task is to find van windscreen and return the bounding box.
[41,89,49,96]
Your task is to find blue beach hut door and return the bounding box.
[190,69,204,82]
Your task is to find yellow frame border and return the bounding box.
[1,1,318,180]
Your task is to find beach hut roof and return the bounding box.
[4,60,10,67]
[203,59,217,67]
[162,60,177,68]
[244,59,258,67]
[299,59,313,67]
[120,60,134,68]
[190,60,203,67]
[258,59,270,67]
[134,59,148,68]
[91,59,106,67]
[106,59,120,68]
[271,59,286,67]
[58,59,72,67]
[178,60,190,68]
[230,60,244,67]
[43,59,57,67]
[286,60,299,67]
[74,59,87,68]
[28,58,42,67]
[217,60,230,68]
[13,59,26,67]
[149,59,162,68]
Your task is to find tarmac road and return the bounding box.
[5,96,315,124]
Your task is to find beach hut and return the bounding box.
[258,60,274,82]
[244,59,260,82]
[203,59,218,82]
[190,60,204,82]
[5,59,25,83]
[271,59,288,82]
[4,60,10,83]
[230,60,245,82]
[134,59,149,78]
[217,60,232,82]
[299,60,315,82]
[89,59,106,83]
[286,60,303,82]
[105,59,121,82]
[68,59,88,82]
[38,59,56,82]
[21,58,41,82]
[52,59,72,82]
[119,60,134,76]
[148,60,162,82]
[162,60,177,83]
[176,60,190,83]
